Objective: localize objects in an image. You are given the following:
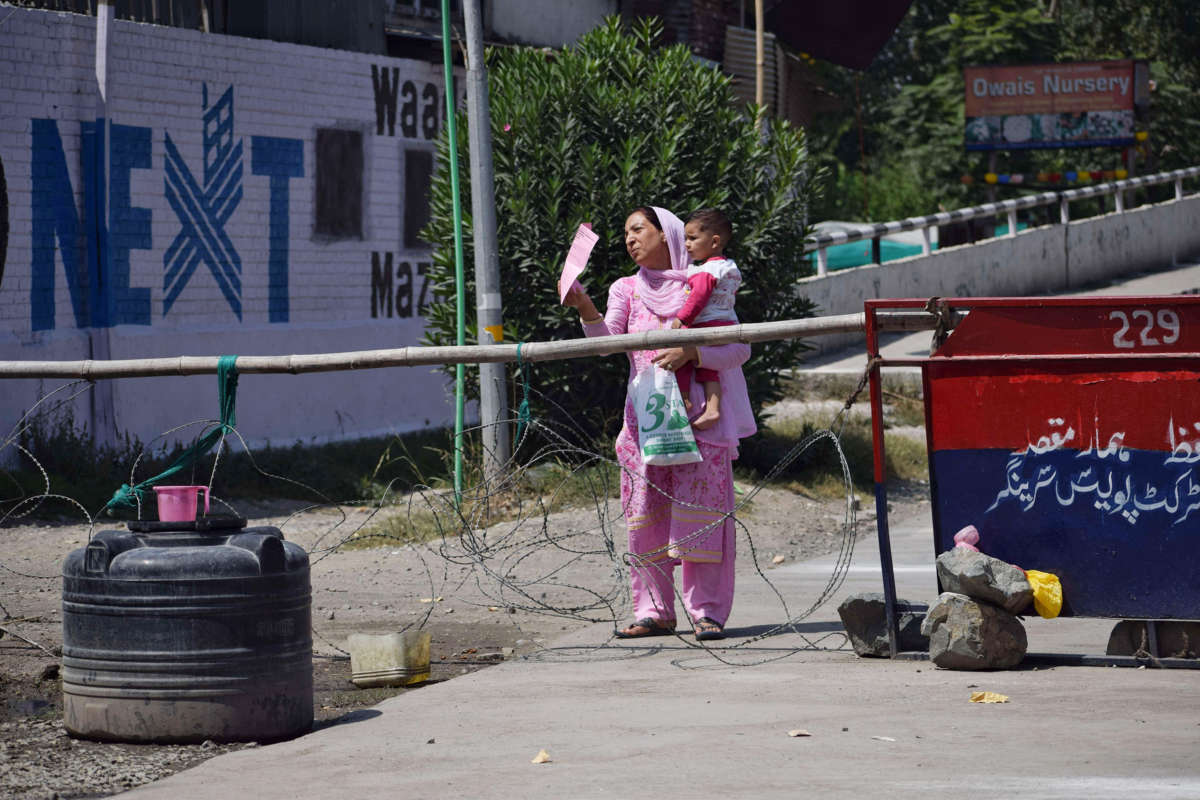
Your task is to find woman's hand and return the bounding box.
[562,285,601,322]
[653,346,698,372]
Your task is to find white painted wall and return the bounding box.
[799,196,1200,355]
[488,0,616,46]
[0,8,468,448]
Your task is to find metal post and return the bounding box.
[1060,195,1070,225]
[440,0,466,504]
[816,247,828,277]
[921,227,931,256]
[871,236,881,264]
[1177,178,1185,201]
[986,152,997,205]
[1006,207,1017,237]
[462,0,510,482]
[754,0,764,111]
[865,306,901,658]
[90,0,117,448]
[1115,186,1125,213]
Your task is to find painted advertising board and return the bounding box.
[964,60,1145,151]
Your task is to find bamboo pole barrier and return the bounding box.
[0,310,943,380]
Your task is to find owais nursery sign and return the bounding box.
[963,60,1145,151]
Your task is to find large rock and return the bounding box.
[921,592,1027,670]
[837,593,929,657]
[935,548,1033,614]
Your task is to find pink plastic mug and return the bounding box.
[153,485,209,522]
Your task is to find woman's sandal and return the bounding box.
[614,617,677,639]
[694,617,725,641]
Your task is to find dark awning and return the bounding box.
[765,0,914,71]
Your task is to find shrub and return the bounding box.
[422,17,821,441]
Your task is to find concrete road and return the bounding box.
[122,260,1200,800]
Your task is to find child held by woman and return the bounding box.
[672,208,741,431]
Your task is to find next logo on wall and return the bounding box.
[29,83,303,331]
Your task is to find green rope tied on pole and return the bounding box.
[514,342,532,445]
[216,354,239,433]
[104,356,240,512]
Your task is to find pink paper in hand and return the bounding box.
[558,223,599,304]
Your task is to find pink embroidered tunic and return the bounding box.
[582,274,755,626]
[585,276,755,450]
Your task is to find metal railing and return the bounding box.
[804,165,1200,277]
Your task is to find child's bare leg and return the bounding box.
[691,381,722,431]
[676,360,694,411]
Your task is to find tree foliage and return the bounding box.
[1055,0,1200,169]
[809,0,1200,222]
[422,17,820,439]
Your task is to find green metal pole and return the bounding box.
[440,0,465,505]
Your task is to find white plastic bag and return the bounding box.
[629,366,703,466]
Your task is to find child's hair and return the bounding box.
[687,208,732,245]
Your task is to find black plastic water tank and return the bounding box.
[61,517,312,742]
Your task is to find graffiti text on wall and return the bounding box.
[29,84,303,331]
[371,65,450,140]
[371,252,431,318]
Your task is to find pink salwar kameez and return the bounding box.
[582,207,755,627]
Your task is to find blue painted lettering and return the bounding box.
[30,119,88,331]
[107,122,153,325]
[32,119,153,330]
[163,84,243,319]
[81,121,108,327]
[250,135,303,323]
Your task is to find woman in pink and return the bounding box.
[563,206,756,640]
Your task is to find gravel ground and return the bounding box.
[0,457,926,799]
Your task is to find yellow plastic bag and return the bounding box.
[1025,570,1062,619]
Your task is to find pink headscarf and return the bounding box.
[634,206,690,318]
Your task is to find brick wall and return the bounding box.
[0,8,468,447]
